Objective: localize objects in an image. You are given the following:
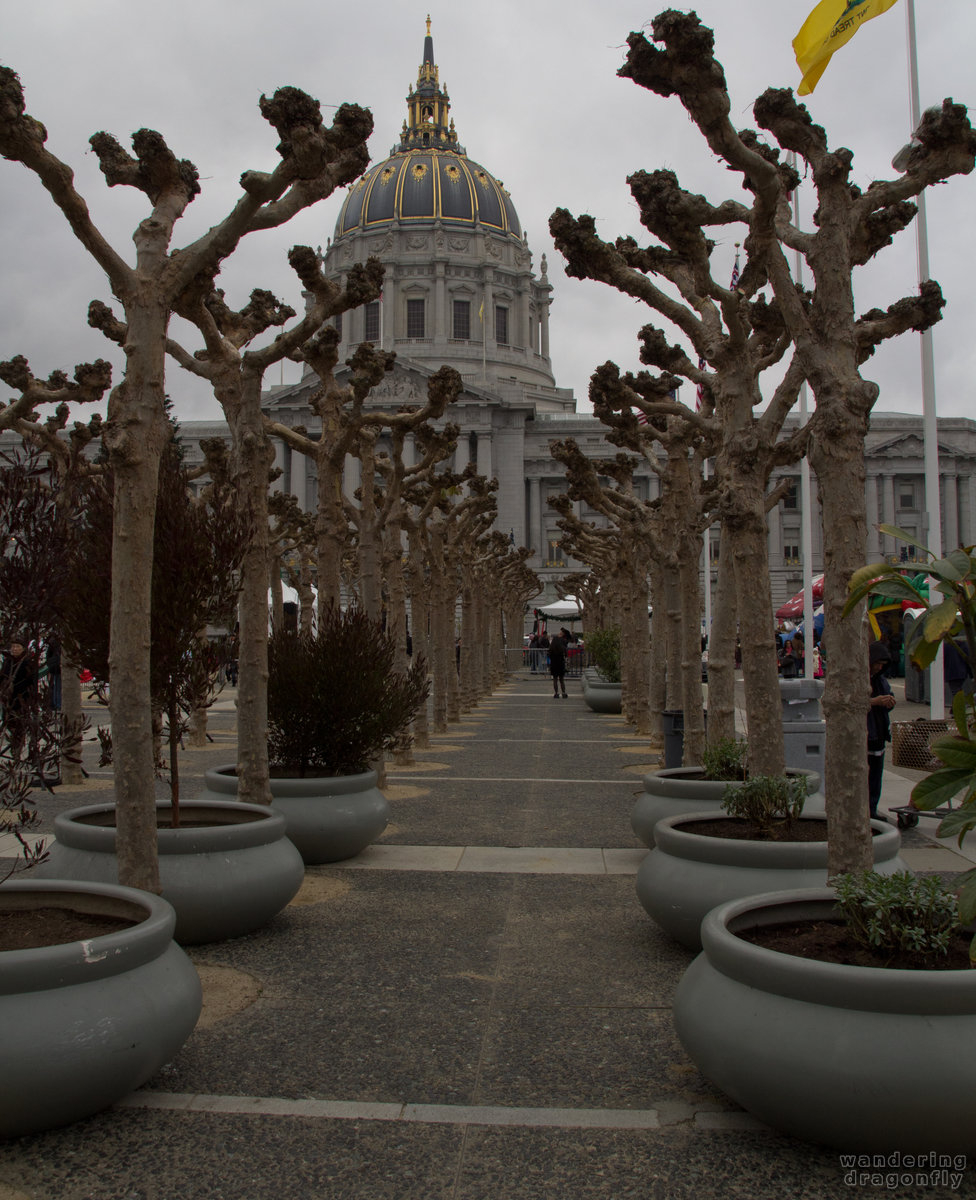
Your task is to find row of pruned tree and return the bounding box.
[0,69,540,891]
[546,11,975,878]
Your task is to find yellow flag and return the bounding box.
[478,300,485,322]
[793,0,901,96]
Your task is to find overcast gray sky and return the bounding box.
[1,1,973,423]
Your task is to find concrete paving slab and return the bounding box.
[456,846,609,873]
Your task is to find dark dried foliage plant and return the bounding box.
[268,603,430,778]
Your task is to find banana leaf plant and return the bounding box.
[844,523,976,936]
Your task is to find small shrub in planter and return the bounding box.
[720,773,807,838]
[268,603,430,777]
[833,870,967,967]
[585,626,620,683]
[701,736,748,782]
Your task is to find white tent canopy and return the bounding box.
[535,597,582,620]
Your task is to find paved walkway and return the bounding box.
[0,674,969,1199]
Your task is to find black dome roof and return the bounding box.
[333,20,521,241]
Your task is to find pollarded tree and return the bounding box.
[141,254,383,806]
[0,69,373,890]
[265,334,463,611]
[551,162,808,776]
[618,10,976,873]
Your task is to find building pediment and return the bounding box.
[870,432,969,461]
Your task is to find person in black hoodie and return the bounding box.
[549,630,568,699]
[867,640,896,819]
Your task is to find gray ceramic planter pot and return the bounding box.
[636,814,906,950]
[674,888,976,1153]
[0,879,201,1138]
[39,800,304,945]
[631,766,825,848]
[202,766,389,865]
[582,678,622,713]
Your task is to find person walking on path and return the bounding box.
[549,630,568,699]
[867,640,896,819]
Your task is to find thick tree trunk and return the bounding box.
[728,484,785,776]
[108,432,164,891]
[269,558,284,632]
[296,565,315,635]
[459,581,475,711]
[430,569,450,734]
[315,449,347,609]
[809,415,874,876]
[706,525,737,745]
[647,566,666,751]
[60,655,84,786]
[407,555,431,749]
[104,306,169,893]
[232,383,274,806]
[677,550,706,765]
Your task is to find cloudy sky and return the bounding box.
[1,1,973,424]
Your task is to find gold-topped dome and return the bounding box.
[334,20,521,240]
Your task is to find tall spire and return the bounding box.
[397,17,463,154]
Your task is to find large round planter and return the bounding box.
[674,888,976,1152]
[582,678,622,714]
[631,766,825,848]
[38,800,304,945]
[202,766,389,865]
[636,814,906,950]
[0,879,201,1137]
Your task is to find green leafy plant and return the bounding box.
[721,774,806,836]
[702,736,748,782]
[833,870,964,966]
[267,603,430,777]
[586,625,620,683]
[845,525,976,926]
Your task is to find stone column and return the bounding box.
[881,473,896,557]
[344,452,361,503]
[270,439,287,495]
[865,473,881,558]
[528,476,542,563]
[767,496,783,563]
[943,470,959,550]
[961,474,976,547]
[435,260,446,340]
[540,293,551,359]
[476,431,492,480]
[481,265,494,352]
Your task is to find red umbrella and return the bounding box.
[775,575,825,620]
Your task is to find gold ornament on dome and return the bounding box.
[444,164,461,183]
[475,171,491,191]
[411,162,429,181]
[379,167,395,186]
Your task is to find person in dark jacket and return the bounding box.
[0,635,36,759]
[867,640,896,819]
[548,631,568,699]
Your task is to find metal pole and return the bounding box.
[904,0,944,718]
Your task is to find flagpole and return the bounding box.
[902,0,944,718]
